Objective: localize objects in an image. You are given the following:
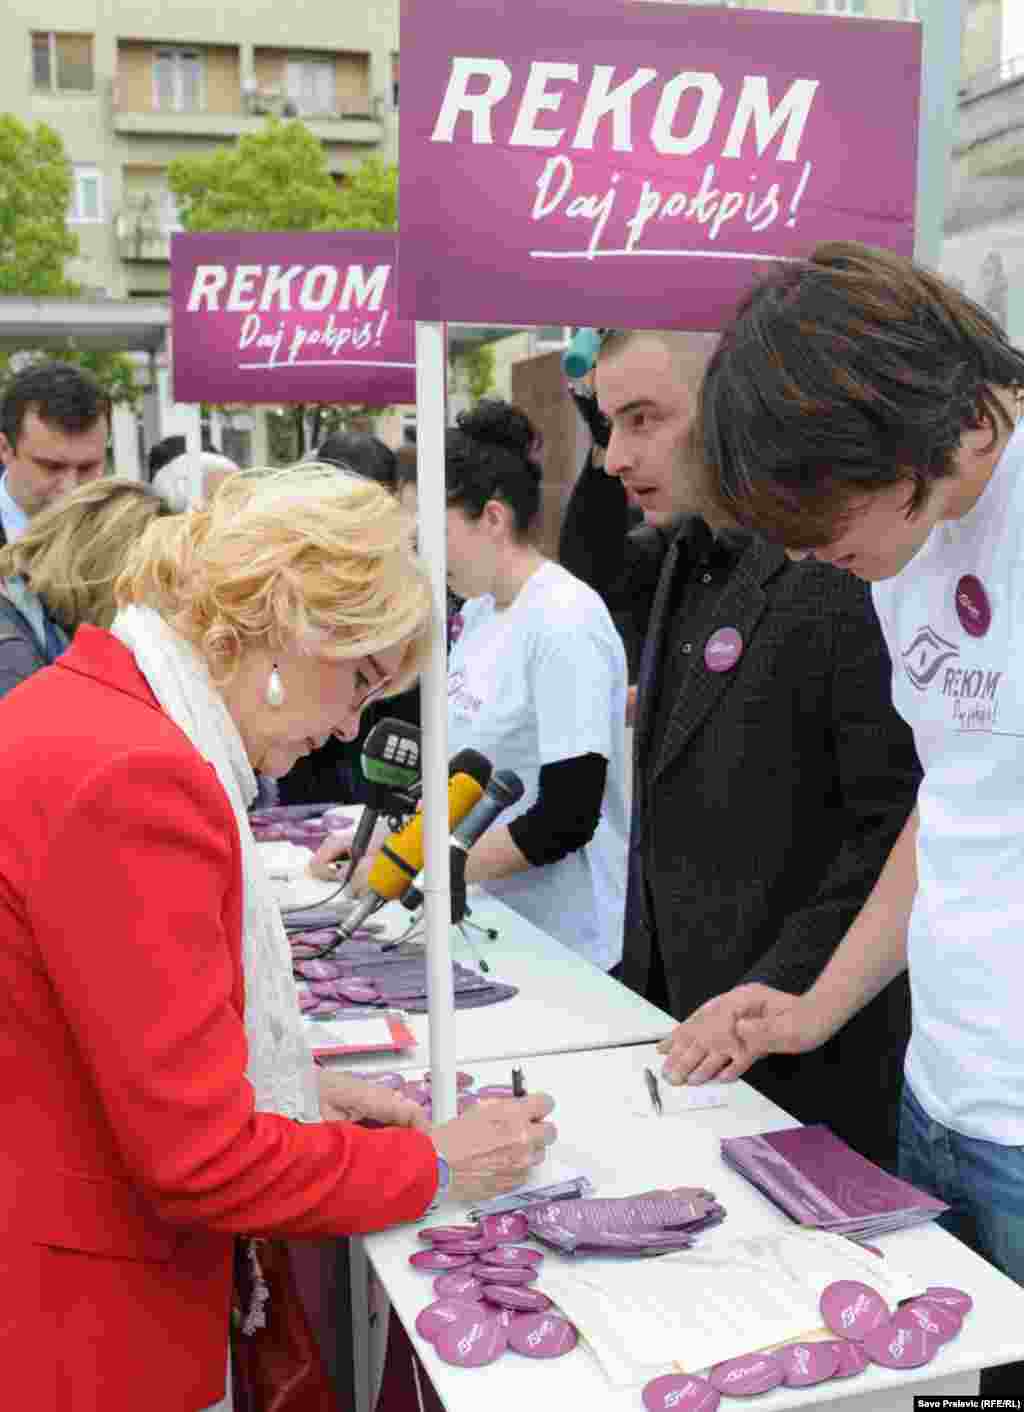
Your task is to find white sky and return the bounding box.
[1004,3,1024,63]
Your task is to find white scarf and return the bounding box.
[111,604,320,1124]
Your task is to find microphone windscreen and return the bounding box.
[366,772,484,901]
[448,748,492,788]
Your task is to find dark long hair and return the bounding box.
[445,400,542,537]
[695,242,1024,548]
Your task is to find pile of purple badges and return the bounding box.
[410,1215,579,1368]
[250,802,354,848]
[641,1282,972,1407]
[524,1188,726,1256]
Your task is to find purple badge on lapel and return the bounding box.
[704,628,743,673]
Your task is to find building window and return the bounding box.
[160,188,183,233]
[153,48,204,113]
[391,52,399,108]
[815,0,866,13]
[69,165,103,223]
[285,57,336,117]
[32,31,94,92]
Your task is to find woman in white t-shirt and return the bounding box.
[402,400,629,970]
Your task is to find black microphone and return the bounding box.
[401,769,525,915]
[360,717,422,812]
[339,718,423,889]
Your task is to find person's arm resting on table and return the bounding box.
[663,807,918,1082]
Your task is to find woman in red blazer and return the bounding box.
[0,464,554,1412]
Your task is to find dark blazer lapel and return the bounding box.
[634,534,682,770]
[650,538,787,788]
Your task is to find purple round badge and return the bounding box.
[409,1249,475,1273]
[477,1245,543,1268]
[434,1310,508,1368]
[469,1263,539,1286]
[480,1212,530,1244]
[434,1272,484,1301]
[862,1320,939,1370]
[419,1225,479,1244]
[429,1236,497,1256]
[824,1339,869,1379]
[642,1374,721,1412]
[955,575,991,638]
[924,1286,973,1316]
[708,1353,785,1396]
[333,982,378,1005]
[896,1299,962,1342]
[704,627,743,674]
[820,1281,890,1340]
[482,1284,553,1313]
[777,1342,839,1388]
[415,1298,489,1343]
[507,1312,579,1360]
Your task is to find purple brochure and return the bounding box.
[721,1126,948,1238]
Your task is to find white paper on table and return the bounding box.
[539,1229,923,1387]
[626,1081,732,1118]
[301,1016,396,1050]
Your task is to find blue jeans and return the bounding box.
[898,1079,1024,1299]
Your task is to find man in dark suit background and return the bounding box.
[560,329,919,1169]
[0,362,110,547]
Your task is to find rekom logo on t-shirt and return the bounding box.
[900,624,1003,732]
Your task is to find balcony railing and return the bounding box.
[116,201,176,262]
[960,53,1024,103]
[108,79,383,142]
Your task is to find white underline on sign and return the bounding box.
[237,359,416,370]
[528,248,803,262]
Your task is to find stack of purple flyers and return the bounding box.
[720,1127,948,1239]
[524,1188,726,1256]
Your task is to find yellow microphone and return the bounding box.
[339,766,486,936]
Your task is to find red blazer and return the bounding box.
[0,627,437,1411]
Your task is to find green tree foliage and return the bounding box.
[169,121,400,456]
[0,117,139,409]
[335,156,397,231]
[461,343,497,403]
[0,115,79,296]
[168,118,347,233]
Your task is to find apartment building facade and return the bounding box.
[5,0,399,302]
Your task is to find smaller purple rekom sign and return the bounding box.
[399,0,922,329]
[170,231,415,405]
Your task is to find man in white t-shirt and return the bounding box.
[694,241,1024,1393]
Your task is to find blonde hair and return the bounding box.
[0,477,173,631]
[115,462,432,689]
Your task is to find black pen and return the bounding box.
[644,1066,663,1116]
[512,1066,526,1098]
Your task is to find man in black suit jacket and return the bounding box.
[560,329,919,1169]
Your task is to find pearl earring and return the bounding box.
[265,665,285,708]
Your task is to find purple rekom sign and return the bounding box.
[170,231,415,405]
[398,0,921,329]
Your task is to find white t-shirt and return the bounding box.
[872,420,1024,1143]
[447,560,628,970]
